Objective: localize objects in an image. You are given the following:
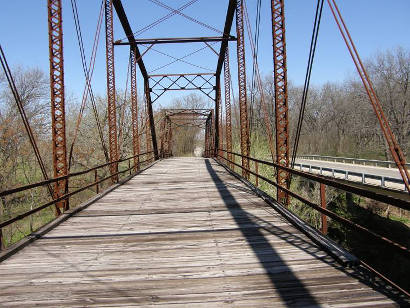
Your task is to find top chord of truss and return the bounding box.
[114,36,237,45]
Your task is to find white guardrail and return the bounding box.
[293,162,407,192]
[297,155,410,169]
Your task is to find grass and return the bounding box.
[389,214,410,225]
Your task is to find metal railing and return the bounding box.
[297,154,410,168]
[293,162,406,191]
[216,148,410,296]
[0,151,154,249]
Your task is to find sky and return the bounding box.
[1,0,409,110]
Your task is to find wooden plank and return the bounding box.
[0,157,404,307]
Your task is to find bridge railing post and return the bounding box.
[94,169,99,194]
[320,183,327,235]
[255,161,259,187]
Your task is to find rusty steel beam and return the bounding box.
[114,36,236,45]
[218,80,223,158]
[320,183,328,234]
[205,111,213,157]
[235,0,250,178]
[167,117,172,157]
[216,0,236,77]
[149,74,216,103]
[214,75,220,156]
[130,47,140,171]
[159,115,165,158]
[205,119,210,157]
[112,0,148,79]
[149,73,214,78]
[105,0,119,182]
[167,118,173,157]
[145,109,152,161]
[224,47,233,167]
[271,0,290,205]
[47,0,68,213]
[144,79,159,160]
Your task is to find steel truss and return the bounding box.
[224,47,233,168]
[48,0,68,213]
[148,73,216,103]
[130,47,140,171]
[159,109,213,157]
[105,0,119,182]
[235,0,250,178]
[271,0,290,205]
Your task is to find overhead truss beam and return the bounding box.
[149,74,216,103]
[114,36,236,45]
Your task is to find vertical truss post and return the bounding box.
[144,78,159,160]
[205,114,212,158]
[210,110,214,156]
[205,120,209,157]
[48,0,68,213]
[271,0,290,205]
[235,0,250,178]
[130,47,140,171]
[145,109,152,161]
[320,183,328,234]
[167,118,173,157]
[163,117,168,158]
[224,47,233,168]
[159,115,166,158]
[218,82,223,158]
[214,76,220,157]
[105,0,119,182]
[206,110,214,157]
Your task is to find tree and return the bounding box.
[366,47,410,158]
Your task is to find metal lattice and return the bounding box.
[105,0,119,181]
[235,0,250,178]
[149,73,216,103]
[48,0,68,213]
[223,47,233,167]
[130,47,140,171]
[271,0,290,204]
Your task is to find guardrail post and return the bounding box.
[319,167,322,175]
[94,169,99,194]
[0,228,3,251]
[345,171,348,180]
[320,183,327,235]
[381,176,385,188]
[255,161,259,187]
[361,173,365,184]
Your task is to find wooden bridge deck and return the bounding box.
[0,158,401,307]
